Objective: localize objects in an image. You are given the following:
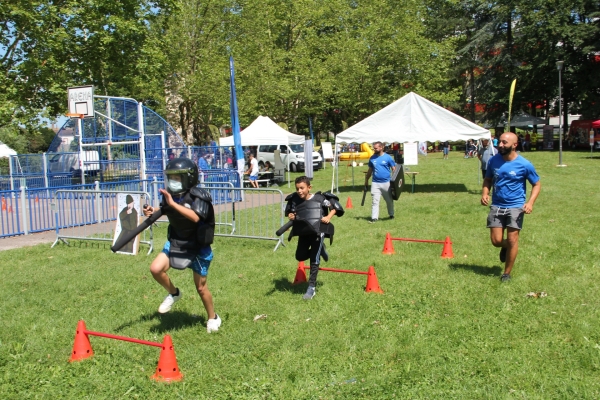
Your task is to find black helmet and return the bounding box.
[164,157,199,195]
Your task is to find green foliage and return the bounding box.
[0,0,175,131]
[2,0,598,147]
[426,0,600,124]
[0,125,54,154]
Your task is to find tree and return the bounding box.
[426,0,600,127]
[0,0,174,135]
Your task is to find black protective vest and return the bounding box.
[163,192,198,241]
[291,198,323,236]
[163,191,215,243]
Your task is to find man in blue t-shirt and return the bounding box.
[365,141,396,223]
[481,132,541,282]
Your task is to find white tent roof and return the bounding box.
[0,143,17,158]
[335,92,490,144]
[219,116,305,146]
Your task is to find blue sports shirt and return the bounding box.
[368,153,396,183]
[485,154,539,208]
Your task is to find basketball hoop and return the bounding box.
[66,113,85,119]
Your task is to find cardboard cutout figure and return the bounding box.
[113,193,141,255]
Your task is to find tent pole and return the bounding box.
[331,143,337,192]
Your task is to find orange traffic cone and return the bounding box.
[7,205,12,213]
[382,233,395,255]
[69,320,94,362]
[1,197,6,211]
[292,261,307,285]
[345,197,353,209]
[35,196,39,203]
[365,266,384,293]
[152,335,183,382]
[441,236,454,259]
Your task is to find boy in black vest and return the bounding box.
[143,158,221,332]
[285,176,344,300]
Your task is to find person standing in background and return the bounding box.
[364,141,396,223]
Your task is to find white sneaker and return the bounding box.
[303,285,316,300]
[207,314,222,333]
[158,289,182,314]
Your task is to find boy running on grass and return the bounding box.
[143,157,221,332]
[285,176,344,299]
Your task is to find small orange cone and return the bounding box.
[365,266,384,293]
[292,261,307,285]
[7,205,13,213]
[1,198,6,211]
[152,335,183,382]
[441,236,454,258]
[345,197,353,209]
[382,233,395,255]
[35,196,39,203]
[69,320,94,362]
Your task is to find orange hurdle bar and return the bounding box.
[84,330,162,348]
[302,265,368,275]
[391,237,445,244]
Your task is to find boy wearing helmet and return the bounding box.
[143,157,221,333]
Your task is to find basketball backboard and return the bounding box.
[67,86,95,118]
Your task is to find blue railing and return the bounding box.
[0,171,243,239]
[0,190,23,238]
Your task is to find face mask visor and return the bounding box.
[164,170,189,195]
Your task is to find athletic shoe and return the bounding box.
[389,215,394,220]
[368,218,378,224]
[303,286,316,300]
[158,289,182,314]
[499,247,507,263]
[207,314,222,333]
[501,274,511,282]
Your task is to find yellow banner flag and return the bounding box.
[507,79,517,130]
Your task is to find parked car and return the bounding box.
[48,151,101,176]
[257,144,323,172]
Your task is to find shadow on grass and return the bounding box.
[448,263,502,277]
[334,185,367,194]
[413,183,469,193]
[114,311,205,334]
[265,276,308,295]
[583,156,600,159]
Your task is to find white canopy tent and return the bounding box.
[335,92,490,145]
[0,143,17,158]
[219,115,305,146]
[333,92,491,191]
[219,115,305,186]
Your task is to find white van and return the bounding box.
[257,144,323,172]
[48,151,100,174]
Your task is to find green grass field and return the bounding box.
[1,150,599,399]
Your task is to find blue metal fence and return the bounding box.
[0,172,243,238]
[0,190,23,238]
[0,95,250,239]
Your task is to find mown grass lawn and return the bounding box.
[1,149,599,399]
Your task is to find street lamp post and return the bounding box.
[556,60,566,167]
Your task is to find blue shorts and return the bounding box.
[161,241,213,276]
[249,175,258,181]
[443,148,449,155]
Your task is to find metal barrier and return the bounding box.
[0,189,24,238]
[0,176,242,240]
[51,189,153,254]
[201,184,286,251]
